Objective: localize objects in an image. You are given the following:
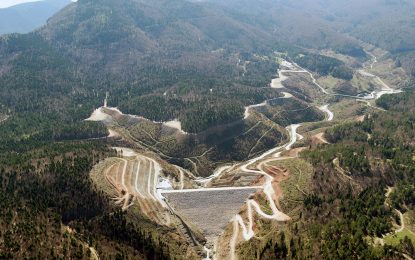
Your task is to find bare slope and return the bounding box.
[164,188,260,239]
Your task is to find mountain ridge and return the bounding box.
[0,0,72,35]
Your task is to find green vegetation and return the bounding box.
[0,0,286,137]
[384,229,415,249]
[0,112,108,164]
[179,99,244,133]
[390,182,415,212]
[263,98,325,126]
[302,92,415,257]
[396,51,415,77]
[1,0,415,258]
[112,112,287,176]
[239,92,415,259]
[292,53,354,80]
[0,141,193,258]
[273,158,314,213]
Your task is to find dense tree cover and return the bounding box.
[0,112,108,155]
[396,51,415,77]
[0,0,374,137]
[259,0,415,55]
[339,187,393,236]
[110,58,282,133]
[325,122,368,143]
[338,146,371,175]
[0,143,174,258]
[316,93,415,179]
[335,45,368,58]
[179,99,244,133]
[263,97,325,127]
[119,95,185,122]
[118,88,269,133]
[239,54,279,87]
[244,92,415,259]
[239,202,396,259]
[390,182,415,212]
[293,53,342,76]
[206,0,370,54]
[292,53,354,80]
[0,0,272,141]
[0,31,282,134]
[376,92,415,111]
[331,65,354,81]
[317,219,395,259]
[300,187,394,259]
[302,92,415,256]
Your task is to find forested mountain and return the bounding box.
[203,0,415,71]
[0,0,281,134]
[1,0,415,258]
[2,0,412,133]
[0,0,72,35]
[199,0,364,55]
[209,0,415,51]
[289,92,415,259]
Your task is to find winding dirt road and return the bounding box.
[229,124,300,260]
[385,187,406,234]
[286,54,402,101]
[87,50,405,260]
[319,105,334,121]
[244,61,298,120]
[226,52,402,259]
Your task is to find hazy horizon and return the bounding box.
[0,0,44,8]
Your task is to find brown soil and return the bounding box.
[357,115,365,122]
[102,156,167,224]
[286,147,307,157]
[264,165,290,209]
[311,132,329,145]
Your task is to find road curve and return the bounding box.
[319,105,334,121]
[229,124,299,260]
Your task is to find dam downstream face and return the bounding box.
[162,188,261,239]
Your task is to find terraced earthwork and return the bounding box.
[91,153,171,225]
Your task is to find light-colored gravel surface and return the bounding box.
[164,188,259,237]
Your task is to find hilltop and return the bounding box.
[0,0,72,35]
